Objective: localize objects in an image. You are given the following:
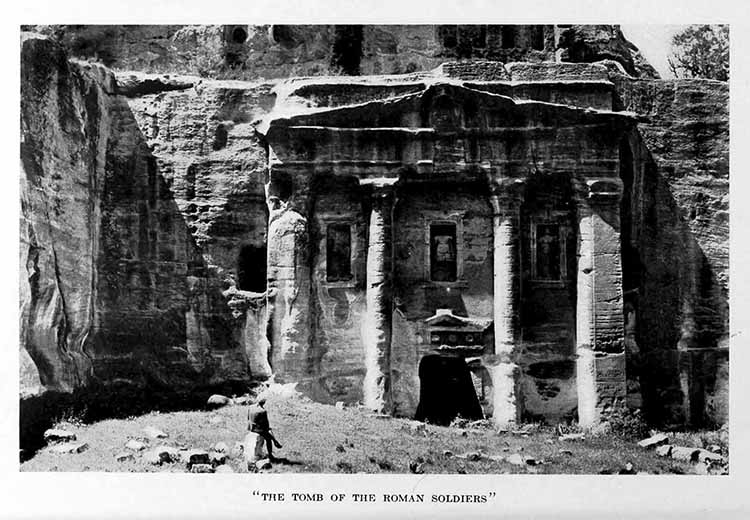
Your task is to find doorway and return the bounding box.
[415,354,483,425]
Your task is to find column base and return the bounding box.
[489,362,519,428]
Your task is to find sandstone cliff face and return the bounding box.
[21,33,275,395]
[20,34,117,394]
[612,75,729,425]
[28,24,657,80]
[20,28,728,429]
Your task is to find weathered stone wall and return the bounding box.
[20,29,728,429]
[21,34,276,396]
[392,186,494,417]
[518,175,579,421]
[612,75,729,426]
[309,177,368,404]
[27,24,656,81]
[20,34,117,394]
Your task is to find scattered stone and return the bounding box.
[708,444,722,454]
[546,439,555,444]
[558,433,585,442]
[618,462,636,475]
[506,453,524,466]
[409,422,426,434]
[212,442,228,454]
[335,401,345,410]
[145,445,179,465]
[409,461,425,474]
[207,394,232,408]
[670,446,700,462]
[655,445,672,457]
[637,433,669,449]
[559,449,573,456]
[442,450,453,458]
[209,452,228,466]
[115,452,135,463]
[190,463,215,473]
[185,449,210,468]
[695,449,725,464]
[49,442,88,454]
[214,464,234,473]
[143,426,168,439]
[694,462,709,475]
[125,439,146,451]
[255,458,272,471]
[44,429,76,444]
[233,395,251,405]
[467,419,492,429]
[335,444,345,453]
[465,451,482,461]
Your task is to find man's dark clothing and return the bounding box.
[248,404,270,433]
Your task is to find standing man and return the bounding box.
[247,397,283,461]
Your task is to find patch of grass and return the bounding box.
[20,392,727,475]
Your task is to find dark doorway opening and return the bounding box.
[237,244,267,292]
[331,25,363,75]
[415,355,483,425]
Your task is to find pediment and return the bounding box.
[262,81,632,139]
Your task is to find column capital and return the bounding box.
[488,178,525,214]
[573,177,623,205]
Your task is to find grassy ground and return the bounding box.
[20,390,726,474]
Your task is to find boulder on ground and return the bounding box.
[409,461,425,474]
[618,462,636,474]
[125,439,146,451]
[185,449,210,468]
[255,458,272,471]
[43,429,76,444]
[335,401,345,410]
[655,445,672,457]
[695,449,725,464]
[143,426,168,439]
[115,452,135,462]
[209,451,228,466]
[207,394,232,408]
[145,445,180,465]
[49,442,88,454]
[558,433,585,442]
[190,463,215,473]
[506,453,524,466]
[637,433,669,449]
[670,446,700,462]
[233,395,251,406]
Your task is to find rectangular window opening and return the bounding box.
[430,222,458,282]
[326,223,353,282]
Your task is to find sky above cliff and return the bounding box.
[621,25,688,78]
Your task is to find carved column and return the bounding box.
[266,169,312,383]
[361,180,397,413]
[488,180,524,427]
[575,179,626,428]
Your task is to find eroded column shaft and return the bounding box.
[576,193,626,428]
[490,194,521,427]
[363,186,394,412]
